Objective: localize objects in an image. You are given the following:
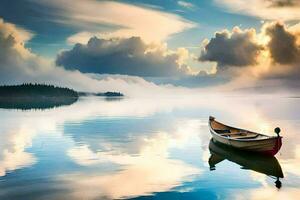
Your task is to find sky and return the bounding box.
[0,0,300,96]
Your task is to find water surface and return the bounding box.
[0,96,300,199]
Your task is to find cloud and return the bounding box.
[250,24,300,93]
[0,18,49,83]
[0,18,202,97]
[178,1,195,9]
[56,36,191,77]
[257,22,300,82]
[0,20,104,91]
[236,187,300,200]
[202,21,300,93]
[199,27,263,69]
[268,0,299,7]
[215,0,300,21]
[31,0,196,44]
[265,22,300,64]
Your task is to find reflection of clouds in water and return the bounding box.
[1,96,300,198]
[65,120,202,199]
[0,97,207,177]
[230,150,300,199]
[249,187,300,200]
[0,127,36,176]
[59,158,199,200]
[280,145,300,176]
[249,172,269,187]
[0,102,89,176]
[0,109,67,176]
[232,164,300,199]
[0,101,205,198]
[0,122,40,176]
[231,186,300,200]
[67,120,203,166]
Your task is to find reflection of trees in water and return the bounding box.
[208,139,284,189]
[104,96,124,102]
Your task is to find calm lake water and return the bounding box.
[0,96,300,200]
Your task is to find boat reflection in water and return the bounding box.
[208,139,284,189]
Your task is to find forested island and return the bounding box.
[0,83,124,109]
[78,91,124,97]
[0,84,79,98]
[0,84,78,109]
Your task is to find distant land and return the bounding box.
[0,83,124,109]
[78,91,124,97]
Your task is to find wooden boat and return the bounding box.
[208,139,283,188]
[209,116,282,156]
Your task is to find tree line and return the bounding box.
[0,83,78,97]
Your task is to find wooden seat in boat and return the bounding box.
[220,132,258,139]
[231,134,259,139]
[215,129,231,134]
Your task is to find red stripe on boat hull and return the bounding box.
[261,137,282,156]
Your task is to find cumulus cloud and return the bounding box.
[0,18,50,84]
[0,19,103,90]
[215,0,300,21]
[265,22,300,64]
[0,18,200,97]
[255,22,300,89]
[56,36,191,77]
[202,21,300,93]
[31,0,196,44]
[199,27,263,69]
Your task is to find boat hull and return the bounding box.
[209,121,282,156]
